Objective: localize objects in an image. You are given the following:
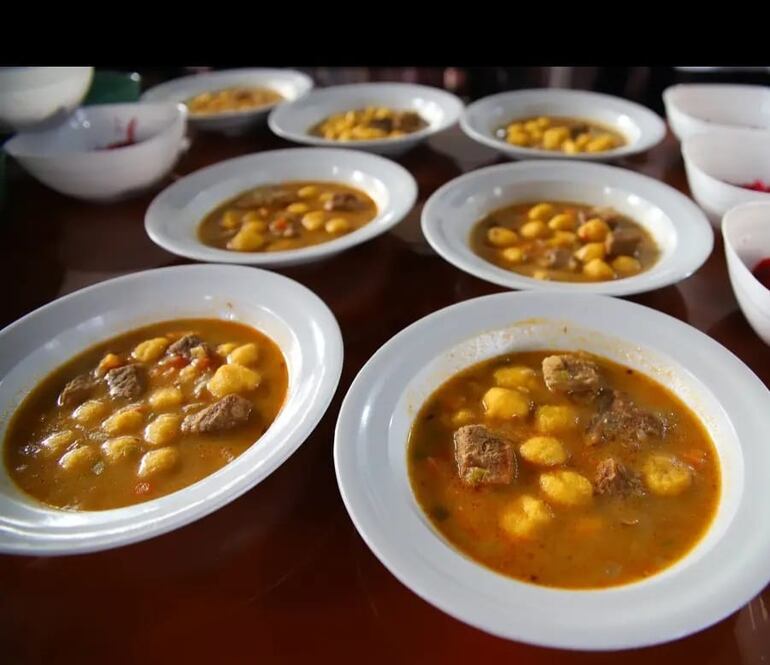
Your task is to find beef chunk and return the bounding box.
[181,394,253,433]
[587,391,666,447]
[323,192,364,212]
[393,111,424,133]
[605,226,642,257]
[166,334,208,359]
[453,425,516,486]
[569,123,589,138]
[542,354,602,396]
[594,458,644,496]
[369,117,394,133]
[538,247,578,271]
[104,364,145,400]
[269,216,299,238]
[234,187,295,209]
[58,374,96,407]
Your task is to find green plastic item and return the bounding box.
[82,70,142,106]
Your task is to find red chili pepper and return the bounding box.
[738,180,770,193]
[752,258,770,289]
[102,117,138,150]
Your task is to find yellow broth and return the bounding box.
[186,87,283,115]
[407,351,720,589]
[470,200,660,282]
[310,107,428,141]
[4,319,288,511]
[198,181,378,253]
[497,115,626,154]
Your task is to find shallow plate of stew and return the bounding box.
[268,83,464,156]
[334,291,770,649]
[141,68,313,135]
[145,147,417,267]
[422,159,712,295]
[0,264,343,554]
[460,89,666,161]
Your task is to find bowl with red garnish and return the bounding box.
[723,201,770,345]
[682,127,770,226]
[4,102,188,202]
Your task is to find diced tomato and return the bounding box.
[739,179,770,193]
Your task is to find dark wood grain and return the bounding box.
[1,114,768,665]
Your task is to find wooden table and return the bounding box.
[1,116,769,664]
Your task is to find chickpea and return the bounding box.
[574,242,606,263]
[520,436,568,466]
[543,126,570,150]
[486,227,518,247]
[549,231,578,247]
[539,470,593,506]
[220,210,241,230]
[644,454,693,496]
[482,387,531,419]
[507,130,530,146]
[286,202,310,215]
[501,247,525,264]
[227,343,259,367]
[325,218,350,234]
[583,258,615,281]
[520,220,548,240]
[528,203,555,221]
[59,446,98,473]
[493,366,539,390]
[612,255,642,276]
[578,218,611,242]
[500,495,553,539]
[301,210,326,231]
[298,185,319,198]
[548,213,577,231]
[535,405,579,434]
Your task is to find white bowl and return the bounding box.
[267,83,464,156]
[422,160,713,296]
[0,264,343,555]
[4,102,188,202]
[0,67,93,132]
[334,291,770,650]
[682,127,770,226]
[460,89,666,161]
[145,147,418,268]
[141,68,313,135]
[663,84,770,142]
[723,201,770,345]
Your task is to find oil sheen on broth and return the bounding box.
[407,350,720,589]
[4,319,288,511]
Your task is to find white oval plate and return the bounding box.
[268,82,464,156]
[421,160,713,296]
[145,147,418,268]
[0,264,343,555]
[141,68,313,134]
[334,291,770,650]
[460,89,666,161]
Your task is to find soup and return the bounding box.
[186,86,283,115]
[310,107,428,141]
[407,350,720,589]
[198,181,378,253]
[470,201,659,282]
[4,319,288,510]
[496,116,626,154]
